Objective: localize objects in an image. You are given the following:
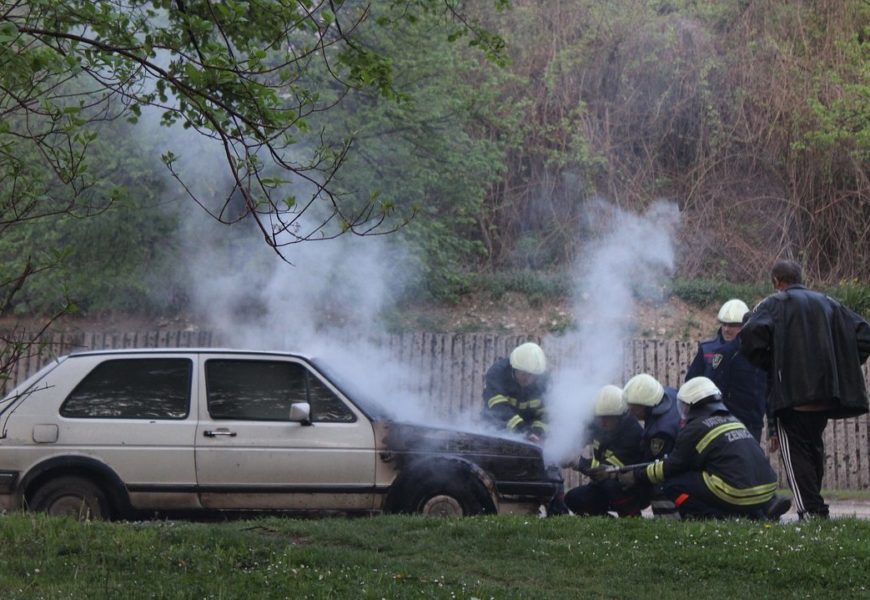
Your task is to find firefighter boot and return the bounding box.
[763,494,792,522]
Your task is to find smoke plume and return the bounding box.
[542,200,680,464]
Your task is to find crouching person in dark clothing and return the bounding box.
[565,385,650,517]
[619,377,791,521]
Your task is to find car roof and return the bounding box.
[64,348,314,360]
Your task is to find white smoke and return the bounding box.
[542,199,680,464]
[146,98,680,447]
[176,199,446,424]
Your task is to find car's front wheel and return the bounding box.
[407,475,491,517]
[30,476,111,520]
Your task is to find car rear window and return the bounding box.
[205,359,355,423]
[61,358,192,419]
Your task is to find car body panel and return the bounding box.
[0,349,561,517]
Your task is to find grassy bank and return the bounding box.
[1,513,868,599]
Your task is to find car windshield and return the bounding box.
[1,358,64,406]
[309,357,394,421]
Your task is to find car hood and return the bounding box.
[377,421,561,484]
[380,421,542,457]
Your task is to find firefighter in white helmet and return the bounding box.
[564,385,649,517]
[622,373,682,518]
[622,373,681,461]
[617,377,791,520]
[482,342,549,443]
[685,298,767,441]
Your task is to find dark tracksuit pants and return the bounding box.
[776,410,830,518]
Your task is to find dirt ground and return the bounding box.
[1,295,718,340]
[377,294,715,340]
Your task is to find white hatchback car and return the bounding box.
[0,349,561,519]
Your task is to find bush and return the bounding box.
[826,280,870,319]
[669,278,770,309]
[471,270,570,305]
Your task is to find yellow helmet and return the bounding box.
[717,299,749,324]
[678,377,722,405]
[594,385,627,416]
[623,373,664,407]
[509,342,547,375]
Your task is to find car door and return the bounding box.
[194,354,378,511]
[2,354,199,510]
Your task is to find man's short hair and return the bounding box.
[771,259,803,285]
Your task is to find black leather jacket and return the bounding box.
[739,284,870,421]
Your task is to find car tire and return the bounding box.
[406,474,491,517]
[30,476,111,520]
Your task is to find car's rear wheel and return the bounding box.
[30,476,110,520]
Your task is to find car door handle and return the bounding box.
[203,429,237,437]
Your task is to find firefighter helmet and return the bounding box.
[509,342,547,375]
[594,385,626,416]
[678,376,722,405]
[623,373,664,407]
[717,299,749,324]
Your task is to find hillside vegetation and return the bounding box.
[1,0,867,320]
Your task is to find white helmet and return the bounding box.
[678,377,722,405]
[717,299,749,324]
[623,373,664,407]
[509,342,547,375]
[594,385,627,416]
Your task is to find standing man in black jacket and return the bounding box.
[740,259,870,519]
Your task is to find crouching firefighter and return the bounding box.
[481,342,568,515]
[622,373,682,518]
[482,342,549,443]
[616,377,792,521]
[565,385,650,517]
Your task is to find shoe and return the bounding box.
[764,494,792,521]
[797,510,829,521]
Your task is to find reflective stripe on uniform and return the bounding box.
[702,471,777,506]
[531,420,548,431]
[487,394,516,409]
[645,460,665,484]
[604,451,624,467]
[695,422,746,453]
[506,414,525,431]
[517,398,543,410]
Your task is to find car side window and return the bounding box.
[205,360,355,423]
[60,358,192,419]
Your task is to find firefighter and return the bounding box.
[482,342,548,442]
[617,377,791,520]
[685,299,767,441]
[564,385,649,517]
[622,373,681,460]
[622,373,682,517]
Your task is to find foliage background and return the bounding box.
[1,0,868,320]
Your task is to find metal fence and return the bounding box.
[3,329,869,490]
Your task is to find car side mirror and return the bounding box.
[289,402,312,426]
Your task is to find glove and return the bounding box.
[587,466,615,482]
[575,457,593,472]
[617,470,636,489]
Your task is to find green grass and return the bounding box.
[1,513,868,599]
